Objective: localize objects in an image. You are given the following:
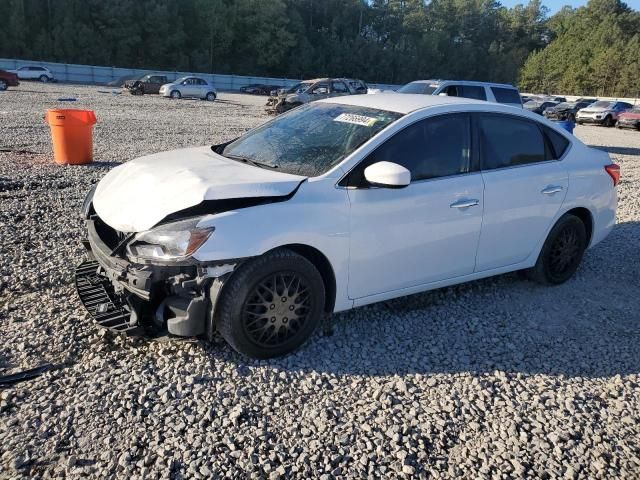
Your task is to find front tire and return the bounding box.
[205,92,216,101]
[527,214,587,285]
[0,80,7,91]
[603,115,613,127]
[170,90,181,99]
[215,249,326,359]
[39,75,49,83]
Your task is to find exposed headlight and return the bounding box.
[126,217,214,262]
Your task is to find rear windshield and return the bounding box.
[397,82,439,95]
[222,103,402,177]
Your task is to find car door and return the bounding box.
[180,78,196,96]
[308,82,330,101]
[344,113,485,299]
[474,113,568,272]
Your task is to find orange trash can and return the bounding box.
[45,109,97,165]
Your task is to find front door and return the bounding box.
[345,113,485,299]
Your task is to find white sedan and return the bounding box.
[77,95,618,358]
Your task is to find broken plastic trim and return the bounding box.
[0,363,53,387]
[158,180,305,226]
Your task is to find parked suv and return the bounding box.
[543,99,596,121]
[10,66,55,83]
[159,77,217,101]
[397,80,522,108]
[576,100,633,127]
[267,78,368,114]
[125,74,169,95]
[0,70,19,90]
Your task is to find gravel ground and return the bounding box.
[1,83,639,479]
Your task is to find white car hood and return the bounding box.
[580,107,610,114]
[93,146,306,232]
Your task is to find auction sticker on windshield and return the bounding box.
[334,113,378,127]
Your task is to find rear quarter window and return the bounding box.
[543,126,570,159]
[491,87,522,104]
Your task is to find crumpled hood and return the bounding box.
[93,146,306,233]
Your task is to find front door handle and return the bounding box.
[450,199,479,209]
[541,185,564,195]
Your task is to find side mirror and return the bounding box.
[364,161,410,189]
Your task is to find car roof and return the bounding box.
[407,79,517,89]
[319,93,491,114]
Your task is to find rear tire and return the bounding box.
[215,248,326,359]
[527,214,587,285]
[170,90,181,99]
[39,75,49,83]
[0,80,7,91]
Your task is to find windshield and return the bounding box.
[222,103,403,177]
[627,107,640,114]
[286,81,313,94]
[555,102,574,109]
[591,101,613,108]
[397,82,439,94]
[174,76,189,84]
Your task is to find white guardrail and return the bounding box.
[0,58,400,92]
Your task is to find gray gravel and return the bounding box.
[1,82,639,479]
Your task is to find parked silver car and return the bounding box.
[396,80,522,108]
[576,100,634,127]
[159,76,217,101]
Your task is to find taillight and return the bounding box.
[605,164,620,187]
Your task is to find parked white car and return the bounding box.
[576,100,634,127]
[10,65,55,82]
[397,80,523,108]
[77,94,618,358]
[159,76,217,101]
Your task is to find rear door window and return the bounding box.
[491,87,521,104]
[543,127,570,159]
[478,114,546,170]
[460,85,487,101]
[331,81,349,93]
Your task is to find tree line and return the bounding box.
[0,0,638,96]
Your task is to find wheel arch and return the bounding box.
[269,243,337,313]
[564,207,594,246]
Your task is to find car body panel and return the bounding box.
[0,70,19,88]
[475,161,569,271]
[92,146,306,232]
[346,172,484,298]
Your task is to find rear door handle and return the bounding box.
[541,185,564,195]
[450,199,479,209]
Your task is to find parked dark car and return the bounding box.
[240,84,280,95]
[524,100,558,115]
[124,74,169,95]
[616,107,640,130]
[543,100,596,121]
[0,70,19,90]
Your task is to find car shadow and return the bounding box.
[590,145,640,156]
[203,221,640,379]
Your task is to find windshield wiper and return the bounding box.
[224,154,278,170]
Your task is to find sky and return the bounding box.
[500,0,640,14]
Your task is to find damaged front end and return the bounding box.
[75,213,236,339]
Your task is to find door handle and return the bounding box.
[541,185,564,195]
[450,199,479,209]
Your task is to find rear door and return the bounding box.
[474,113,569,271]
[330,80,350,98]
